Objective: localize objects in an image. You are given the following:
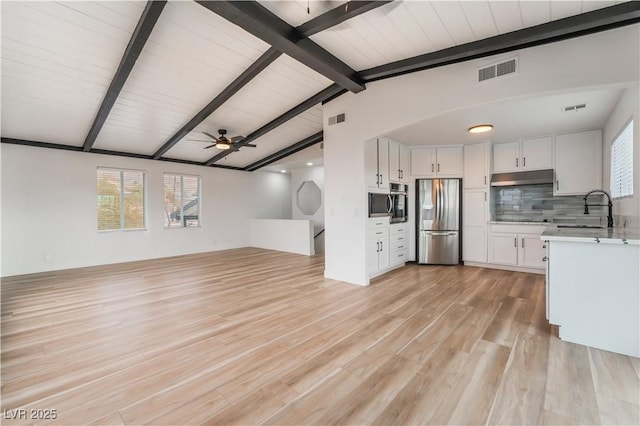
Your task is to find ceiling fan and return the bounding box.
[189,129,256,150]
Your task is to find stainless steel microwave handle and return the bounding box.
[387,194,393,214]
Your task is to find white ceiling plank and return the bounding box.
[489,1,524,34]
[519,1,552,27]
[430,2,476,46]
[0,1,141,145]
[196,56,330,143]
[581,1,618,13]
[460,1,499,40]
[404,1,456,51]
[551,1,585,20]
[92,1,271,155]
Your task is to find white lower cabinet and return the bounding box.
[367,218,390,277]
[389,223,409,267]
[488,224,547,271]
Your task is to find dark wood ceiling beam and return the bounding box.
[244,132,323,172]
[151,47,282,160]
[82,0,166,152]
[2,138,245,171]
[204,83,343,166]
[195,1,365,93]
[360,2,640,82]
[296,1,393,37]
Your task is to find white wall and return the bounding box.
[1,144,292,277]
[250,219,314,256]
[291,166,324,253]
[323,25,640,285]
[602,86,640,221]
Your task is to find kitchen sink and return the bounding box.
[557,225,604,229]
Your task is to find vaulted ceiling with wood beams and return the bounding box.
[2,1,638,172]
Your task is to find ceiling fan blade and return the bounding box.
[188,139,213,142]
[230,136,245,143]
[202,131,218,140]
[203,144,216,149]
[243,143,257,148]
[229,145,240,152]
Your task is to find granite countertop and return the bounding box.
[541,226,640,245]
[489,221,549,225]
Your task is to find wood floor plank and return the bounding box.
[487,331,550,425]
[1,248,637,425]
[545,337,601,424]
[428,339,511,425]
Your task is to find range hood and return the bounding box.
[490,169,554,187]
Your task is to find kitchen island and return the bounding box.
[541,226,640,357]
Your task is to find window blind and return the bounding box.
[97,169,145,231]
[610,120,634,199]
[164,174,200,228]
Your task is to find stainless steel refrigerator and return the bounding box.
[416,178,461,265]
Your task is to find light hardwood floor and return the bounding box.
[1,248,638,425]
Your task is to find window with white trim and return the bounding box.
[97,168,146,231]
[610,120,634,199]
[164,174,201,228]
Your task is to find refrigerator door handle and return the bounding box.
[427,232,457,236]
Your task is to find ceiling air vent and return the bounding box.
[563,103,587,112]
[328,113,345,126]
[477,57,518,82]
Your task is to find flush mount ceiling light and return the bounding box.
[306,162,313,166]
[468,124,494,134]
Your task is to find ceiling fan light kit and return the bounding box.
[192,129,253,150]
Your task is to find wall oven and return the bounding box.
[390,183,408,223]
[368,184,408,223]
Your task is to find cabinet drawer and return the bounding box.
[368,227,389,239]
[390,224,409,235]
[368,217,389,228]
[391,233,407,246]
[390,250,408,265]
[390,239,408,252]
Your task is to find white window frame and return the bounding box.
[97,167,147,232]
[163,173,201,228]
[610,119,634,200]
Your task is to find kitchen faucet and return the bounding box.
[583,189,613,228]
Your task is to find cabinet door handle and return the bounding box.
[522,238,525,248]
[437,163,440,172]
[556,180,559,191]
[431,163,434,173]
[516,157,519,168]
[484,192,487,201]
[484,176,486,185]
[380,241,383,251]
[523,157,526,167]
[514,238,517,247]
[377,241,380,252]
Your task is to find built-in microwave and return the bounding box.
[368,184,408,223]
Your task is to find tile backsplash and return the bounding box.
[491,184,605,224]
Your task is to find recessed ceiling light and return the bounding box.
[468,124,494,134]
[280,170,287,173]
[306,162,313,166]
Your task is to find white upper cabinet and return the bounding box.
[554,129,602,196]
[388,139,410,183]
[492,137,552,173]
[492,141,520,173]
[463,143,489,188]
[521,136,553,170]
[411,146,462,177]
[365,137,390,191]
